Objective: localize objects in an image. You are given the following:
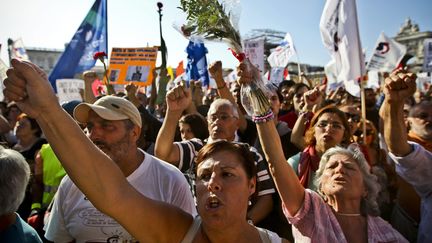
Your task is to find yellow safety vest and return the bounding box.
[40,144,66,207]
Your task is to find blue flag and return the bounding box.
[49,0,107,92]
[185,41,210,87]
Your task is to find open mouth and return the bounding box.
[333,176,346,183]
[206,195,222,209]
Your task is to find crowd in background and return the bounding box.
[0,59,431,242]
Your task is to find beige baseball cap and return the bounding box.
[73,96,142,128]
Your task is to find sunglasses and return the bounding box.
[344,112,360,122]
[354,129,374,136]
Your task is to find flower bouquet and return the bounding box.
[178,0,272,119]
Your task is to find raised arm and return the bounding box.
[3,59,192,242]
[380,69,417,156]
[290,112,308,149]
[154,84,192,165]
[256,120,305,216]
[237,62,305,216]
[82,70,98,103]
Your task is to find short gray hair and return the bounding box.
[208,98,239,118]
[314,145,380,216]
[0,147,30,216]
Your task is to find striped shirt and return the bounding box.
[283,189,408,243]
[174,138,276,200]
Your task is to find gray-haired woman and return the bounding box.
[235,61,407,243]
[255,120,408,242]
[0,147,42,242]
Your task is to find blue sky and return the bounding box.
[1,0,431,70]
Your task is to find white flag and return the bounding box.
[267,33,297,68]
[324,59,341,93]
[243,39,265,72]
[11,38,30,61]
[320,0,365,83]
[367,32,406,72]
[423,38,432,72]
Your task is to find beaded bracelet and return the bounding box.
[299,110,314,120]
[252,109,274,123]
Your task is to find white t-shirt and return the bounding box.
[45,150,197,243]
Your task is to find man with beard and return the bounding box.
[407,100,432,150]
[44,96,196,242]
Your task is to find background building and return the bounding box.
[394,18,432,73]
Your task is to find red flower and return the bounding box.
[157,2,163,9]
[93,51,107,61]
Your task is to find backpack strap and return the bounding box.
[180,216,202,243]
[256,226,272,243]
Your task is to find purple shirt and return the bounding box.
[283,189,407,243]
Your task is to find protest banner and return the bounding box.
[56,79,85,104]
[106,47,158,86]
[243,39,265,72]
[423,38,432,72]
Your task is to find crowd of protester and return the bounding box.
[0,58,431,242]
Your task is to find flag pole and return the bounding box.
[105,0,108,57]
[352,0,367,145]
[296,55,302,83]
[157,2,167,69]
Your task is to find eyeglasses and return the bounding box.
[316,121,345,130]
[207,114,238,123]
[344,112,360,122]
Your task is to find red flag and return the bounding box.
[176,61,185,76]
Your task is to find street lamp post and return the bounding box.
[157,2,167,69]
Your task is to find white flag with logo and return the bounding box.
[11,38,30,61]
[243,39,265,72]
[423,38,432,72]
[267,33,297,68]
[320,0,365,83]
[366,32,406,72]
